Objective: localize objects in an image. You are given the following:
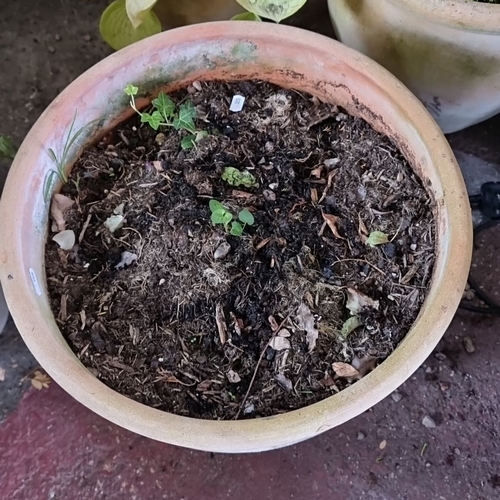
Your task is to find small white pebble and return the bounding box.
[159,278,165,285]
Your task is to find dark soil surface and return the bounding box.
[45,80,435,420]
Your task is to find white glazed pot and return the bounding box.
[328,0,500,133]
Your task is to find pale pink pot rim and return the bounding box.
[391,0,500,32]
[0,22,472,453]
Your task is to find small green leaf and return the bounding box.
[231,12,262,21]
[152,92,175,120]
[141,110,163,130]
[195,130,209,142]
[221,167,258,188]
[341,316,363,338]
[124,84,138,96]
[173,102,197,133]
[211,210,226,225]
[230,221,244,237]
[238,209,254,226]
[209,200,224,212]
[222,211,233,224]
[43,171,58,203]
[0,135,17,160]
[99,0,161,51]
[235,0,307,22]
[181,134,196,150]
[366,231,390,247]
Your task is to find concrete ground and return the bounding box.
[1,1,500,499]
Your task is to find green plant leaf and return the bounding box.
[341,316,363,339]
[366,231,390,247]
[43,171,58,203]
[235,0,307,22]
[209,200,224,212]
[0,135,17,159]
[231,12,263,21]
[173,102,197,133]
[180,134,196,150]
[222,211,233,224]
[221,167,258,188]
[238,209,254,226]
[124,84,138,96]
[152,92,175,120]
[141,110,163,130]
[125,0,158,28]
[195,130,209,142]
[230,221,244,236]
[100,0,161,51]
[211,210,226,225]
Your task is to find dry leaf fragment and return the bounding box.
[255,237,271,250]
[332,362,359,378]
[269,336,291,351]
[31,370,51,390]
[275,373,293,392]
[321,212,345,240]
[296,303,319,352]
[52,230,75,250]
[268,315,279,332]
[352,355,378,378]
[104,214,125,233]
[115,251,137,270]
[358,213,369,237]
[310,166,323,178]
[346,287,380,315]
[227,370,241,384]
[50,194,75,231]
[196,380,212,391]
[341,316,363,338]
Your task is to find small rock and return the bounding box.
[115,251,138,270]
[379,440,387,450]
[335,113,348,121]
[434,352,447,361]
[214,242,231,260]
[384,243,397,259]
[463,290,475,301]
[410,243,417,251]
[357,431,366,440]
[391,392,402,403]
[263,189,276,202]
[54,33,61,41]
[463,336,475,353]
[48,45,55,53]
[425,367,433,374]
[439,381,451,392]
[155,133,166,145]
[264,141,274,153]
[83,34,91,42]
[243,402,255,414]
[269,182,279,191]
[454,447,461,455]
[422,415,436,429]
[227,370,241,384]
[324,158,340,168]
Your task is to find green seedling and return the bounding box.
[0,135,17,160]
[221,167,258,188]
[124,84,207,150]
[43,112,99,202]
[209,200,255,237]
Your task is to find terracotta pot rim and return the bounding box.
[0,22,472,453]
[390,0,500,32]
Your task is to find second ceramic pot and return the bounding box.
[328,0,500,133]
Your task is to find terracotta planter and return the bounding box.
[328,0,500,133]
[0,22,471,453]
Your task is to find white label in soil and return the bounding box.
[29,268,42,296]
[230,95,245,112]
